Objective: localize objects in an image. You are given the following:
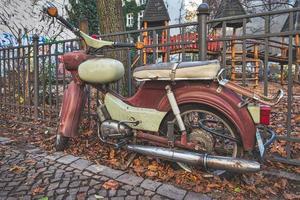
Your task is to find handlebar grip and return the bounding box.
[113,42,135,48]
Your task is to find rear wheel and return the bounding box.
[159,104,243,176]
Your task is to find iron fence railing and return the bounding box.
[0,5,299,165]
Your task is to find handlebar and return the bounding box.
[43,4,143,50]
[56,16,80,35]
[112,42,136,48]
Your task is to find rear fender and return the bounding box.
[58,81,87,137]
[158,83,256,151]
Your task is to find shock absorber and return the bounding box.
[165,85,187,145]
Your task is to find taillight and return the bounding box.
[260,105,271,125]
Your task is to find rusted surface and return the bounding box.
[62,51,91,71]
[58,81,87,137]
[124,81,256,150]
[136,131,197,150]
[157,82,256,151]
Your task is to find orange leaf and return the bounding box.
[31,187,45,195]
[145,170,158,177]
[294,115,300,123]
[207,183,220,189]
[148,164,158,171]
[102,180,119,190]
[9,165,26,174]
[133,166,145,173]
[283,192,300,200]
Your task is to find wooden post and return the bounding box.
[143,21,148,64]
[231,28,236,80]
[295,34,300,82]
[280,37,286,85]
[254,44,259,87]
[280,64,284,85]
[79,18,89,50]
[162,21,168,62]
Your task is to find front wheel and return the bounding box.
[55,134,69,151]
[159,104,243,176]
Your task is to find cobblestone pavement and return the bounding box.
[0,137,211,200]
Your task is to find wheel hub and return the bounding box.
[189,129,214,153]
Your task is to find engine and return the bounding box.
[97,100,132,140]
[100,120,132,139]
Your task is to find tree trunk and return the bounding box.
[96,0,128,95]
[96,0,125,34]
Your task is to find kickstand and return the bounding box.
[122,152,137,170]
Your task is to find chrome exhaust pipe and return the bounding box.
[126,145,260,173]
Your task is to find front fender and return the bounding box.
[58,81,87,137]
[157,82,256,151]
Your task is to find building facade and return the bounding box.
[122,0,147,31]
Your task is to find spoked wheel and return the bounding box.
[55,133,69,151]
[159,104,243,176]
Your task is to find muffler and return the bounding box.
[126,145,260,173]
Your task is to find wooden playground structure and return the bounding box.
[140,0,300,88]
[141,31,299,87]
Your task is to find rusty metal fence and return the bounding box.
[0,37,80,127]
[0,5,299,165]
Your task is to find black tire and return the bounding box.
[159,104,243,177]
[55,134,69,151]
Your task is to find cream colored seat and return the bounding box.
[133,60,220,81]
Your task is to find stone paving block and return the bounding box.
[125,196,137,200]
[140,179,162,192]
[86,164,125,179]
[109,189,117,197]
[25,148,42,154]
[69,181,81,188]
[133,187,144,195]
[45,152,64,161]
[184,191,211,200]
[151,194,167,200]
[57,155,79,165]
[144,190,155,197]
[116,174,144,187]
[97,189,107,197]
[156,184,186,200]
[70,158,93,170]
[111,197,125,200]
[0,137,12,144]
[48,182,60,190]
[82,171,93,177]
[117,189,127,197]
[138,196,150,200]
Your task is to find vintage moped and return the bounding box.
[45,4,283,174]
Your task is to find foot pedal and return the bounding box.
[115,139,128,149]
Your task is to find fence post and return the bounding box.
[197,3,209,61]
[33,34,39,119]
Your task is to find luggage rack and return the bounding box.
[216,68,284,106]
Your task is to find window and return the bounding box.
[136,0,146,6]
[126,13,134,27]
[140,0,146,5]
[137,10,144,29]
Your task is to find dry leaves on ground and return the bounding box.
[9,165,26,174]
[31,186,45,195]
[102,180,119,190]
